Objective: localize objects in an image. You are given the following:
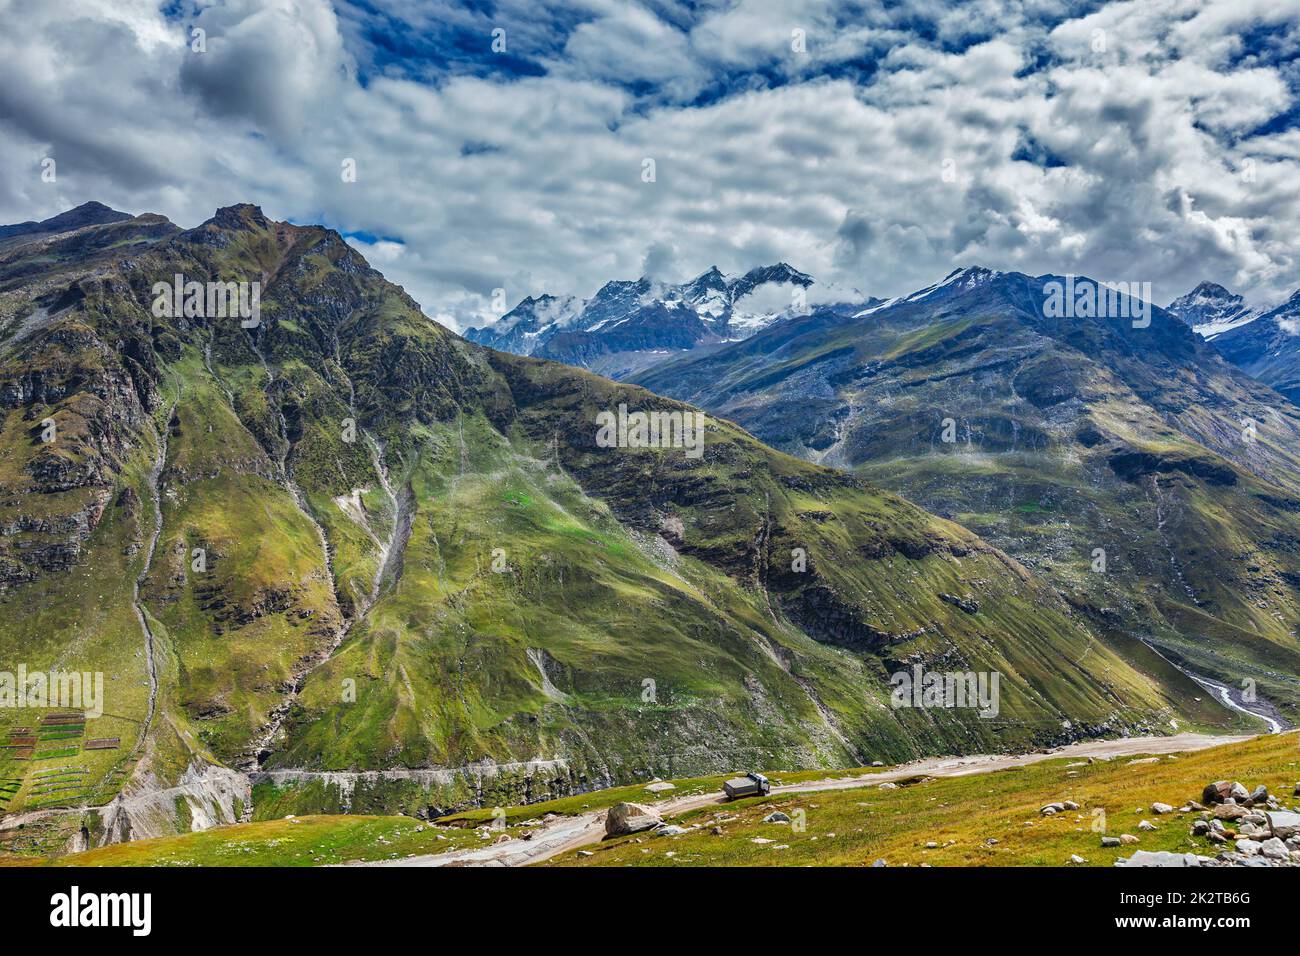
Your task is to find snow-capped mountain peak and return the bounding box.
[1166,281,1261,339]
[464,262,824,369]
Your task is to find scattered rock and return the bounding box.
[1266,810,1300,840]
[763,811,791,824]
[1101,836,1121,847]
[1116,850,1203,867]
[1138,820,1157,831]
[878,782,898,790]
[1120,834,1140,845]
[644,781,676,794]
[1150,803,1174,815]
[654,825,688,838]
[1069,854,1087,865]
[1260,837,1289,861]
[1202,781,1233,805]
[1040,802,1066,815]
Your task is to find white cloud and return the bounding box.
[0,0,1298,330]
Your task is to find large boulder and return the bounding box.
[605,802,662,837]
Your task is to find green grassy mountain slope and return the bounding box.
[634,269,1300,725]
[0,213,1235,849]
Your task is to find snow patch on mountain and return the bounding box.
[853,266,1002,317]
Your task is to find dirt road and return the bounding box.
[360,732,1253,868]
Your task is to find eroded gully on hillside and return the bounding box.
[128,411,170,759]
[240,330,414,780]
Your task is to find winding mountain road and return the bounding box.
[359,731,1254,868]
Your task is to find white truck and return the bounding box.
[722,771,771,800]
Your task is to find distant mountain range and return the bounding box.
[465,262,870,379]
[631,265,1300,730]
[469,267,1300,412]
[1166,282,1300,405]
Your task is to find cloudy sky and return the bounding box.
[2,0,1299,330]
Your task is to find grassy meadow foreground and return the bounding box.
[550,733,1299,867]
[10,732,1295,868]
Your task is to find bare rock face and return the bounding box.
[604,802,662,837]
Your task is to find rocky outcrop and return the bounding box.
[97,762,252,845]
[250,759,588,819]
